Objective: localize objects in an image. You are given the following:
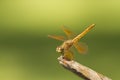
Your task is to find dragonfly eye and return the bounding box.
[56,47,63,53]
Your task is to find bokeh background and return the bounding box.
[0,0,120,80]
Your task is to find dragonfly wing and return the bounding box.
[48,35,65,41]
[73,42,88,54]
[63,50,74,60]
[62,26,75,39]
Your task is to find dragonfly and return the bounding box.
[48,24,95,60]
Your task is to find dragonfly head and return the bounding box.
[56,40,73,53]
[56,46,64,53]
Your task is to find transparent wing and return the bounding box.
[73,42,88,54]
[62,26,75,39]
[48,35,65,41]
[63,50,74,60]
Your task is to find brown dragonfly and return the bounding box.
[48,24,95,60]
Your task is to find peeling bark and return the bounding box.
[58,56,111,80]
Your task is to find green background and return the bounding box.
[0,0,120,80]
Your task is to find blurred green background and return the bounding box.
[0,0,120,80]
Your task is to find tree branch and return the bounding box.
[58,56,111,80]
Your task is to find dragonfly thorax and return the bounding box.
[56,40,73,53]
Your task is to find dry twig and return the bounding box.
[58,56,111,80]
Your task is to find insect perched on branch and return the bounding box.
[48,24,95,60]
